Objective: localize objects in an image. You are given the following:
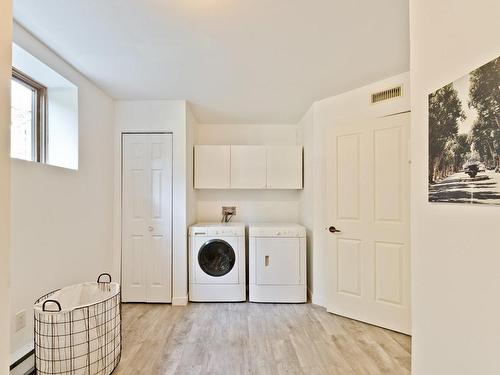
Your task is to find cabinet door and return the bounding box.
[194,145,231,189]
[230,145,266,189]
[267,146,303,189]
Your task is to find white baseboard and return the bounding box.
[311,292,326,308]
[10,343,34,375]
[172,295,188,306]
[10,357,34,375]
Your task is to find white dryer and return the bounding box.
[249,223,307,303]
[189,223,246,302]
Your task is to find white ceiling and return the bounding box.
[13,0,409,124]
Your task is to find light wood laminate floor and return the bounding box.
[113,302,411,375]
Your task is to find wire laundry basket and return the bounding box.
[34,273,121,375]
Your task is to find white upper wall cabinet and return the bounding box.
[194,145,303,189]
[194,145,231,189]
[266,146,303,189]
[230,145,267,189]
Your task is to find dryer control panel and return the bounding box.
[248,223,306,238]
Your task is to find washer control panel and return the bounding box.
[189,223,245,237]
[208,227,242,236]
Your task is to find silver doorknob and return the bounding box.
[148,226,154,232]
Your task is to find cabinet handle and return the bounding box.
[148,226,154,232]
[265,255,270,267]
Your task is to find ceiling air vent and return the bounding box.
[371,85,403,104]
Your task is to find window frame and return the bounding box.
[11,67,48,162]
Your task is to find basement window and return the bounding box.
[11,68,47,162]
[11,43,79,170]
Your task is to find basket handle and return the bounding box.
[42,300,61,312]
[97,273,112,283]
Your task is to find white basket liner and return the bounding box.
[34,281,121,375]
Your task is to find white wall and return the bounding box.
[113,100,189,305]
[46,87,78,168]
[10,23,115,359]
[0,0,12,372]
[302,72,411,306]
[195,123,301,223]
[197,124,298,146]
[297,107,315,296]
[410,1,500,374]
[186,105,198,227]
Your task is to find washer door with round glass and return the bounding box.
[198,239,235,276]
[194,237,240,284]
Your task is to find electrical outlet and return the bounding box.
[222,206,236,216]
[15,310,26,332]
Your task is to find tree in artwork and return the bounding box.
[428,55,500,205]
[469,56,500,170]
[428,83,466,183]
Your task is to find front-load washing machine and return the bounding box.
[249,223,307,303]
[189,223,246,302]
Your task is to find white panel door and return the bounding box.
[266,146,303,189]
[122,133,172,303]
[230,145,267,189]
[194,145,230,189]
[326,113,410,334]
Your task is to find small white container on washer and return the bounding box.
[248,223,307,303]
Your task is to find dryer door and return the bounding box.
[255,238,301,285]
[194,237,240,284]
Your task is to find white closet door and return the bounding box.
[122,133,172,303]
